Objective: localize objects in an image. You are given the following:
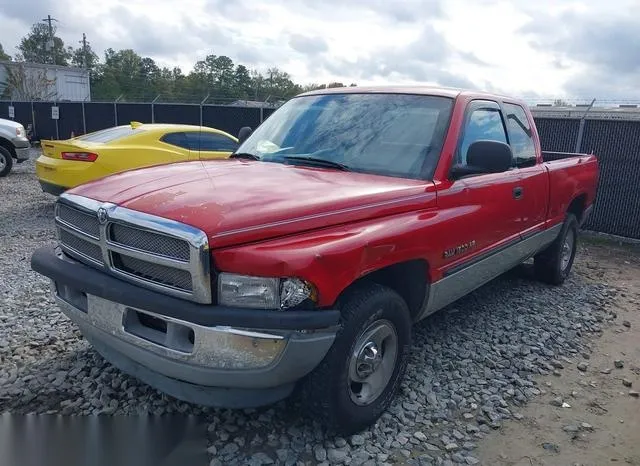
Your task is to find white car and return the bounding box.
[0,118,30,176]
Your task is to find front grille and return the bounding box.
[112,253,193,291]
[57,203,100,238]
[109,223,190,260]
[53,195,211,303]
[58,229,103,264]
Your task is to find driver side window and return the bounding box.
[458,108,508,165]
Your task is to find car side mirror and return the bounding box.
[238,126,252,144]
[450,140,513,179]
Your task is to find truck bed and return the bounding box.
[542,152,599,227]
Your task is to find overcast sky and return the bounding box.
[1,0,639,100]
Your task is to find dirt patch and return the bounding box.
[476,236,640,466]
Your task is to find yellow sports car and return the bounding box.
[35,122,239,195]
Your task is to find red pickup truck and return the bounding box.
[31,86,599,434]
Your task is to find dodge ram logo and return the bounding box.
[443,240,477,259]
[97,207,108,224]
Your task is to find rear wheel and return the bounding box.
[300,283,412,435]
[534,213,579,285]
[0,146,13,177]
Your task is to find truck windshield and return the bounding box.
[236,93,454,179]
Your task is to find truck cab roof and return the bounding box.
[297,85,525,105]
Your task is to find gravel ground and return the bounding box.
[0,154,618,466]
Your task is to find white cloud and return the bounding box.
[0,0,638,99]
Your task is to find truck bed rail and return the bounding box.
[542,151,592,162]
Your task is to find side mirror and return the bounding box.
[237,126,252,145]
[450,140,513,179]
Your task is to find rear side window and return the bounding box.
[161,132,189,149]
[504,103,537,167]
[75,126,142,143]
[198,133,238,152]
[457,108,508,165]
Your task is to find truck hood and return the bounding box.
[0,118,23,130]
[69,160,435,248]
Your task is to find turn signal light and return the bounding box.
[61,152,98,162]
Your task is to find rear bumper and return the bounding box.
[34,155,96,192]
[38,180,66,196]
[31,246,340,407]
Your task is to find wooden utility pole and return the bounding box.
[79,33,88,68]
[41,15,58,64]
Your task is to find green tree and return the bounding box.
[153,66,188,101]
[17,23,71,65]
[302,83,326,92]
[262,67,301,99]
[0,43,11,61]
[91,48,162,100]
[71,43,99,71]
[190,54,238,100]
[234,65,252,98]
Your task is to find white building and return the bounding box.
[0,61,91,102]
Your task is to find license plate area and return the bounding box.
[122,309,195,354]
[55,282,88,313]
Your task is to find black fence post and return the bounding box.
[575,98,596,153]
[200,94,209,127]
[54,101,59,140]
[82,99,87,134]
[30,101,36,140]
[151,95,160,123]
[114,95,122,126]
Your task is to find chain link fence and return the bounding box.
[0,100,278,141]
[0,99,638,239]
[531,107,640,239]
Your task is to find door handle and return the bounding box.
[513,186,523,199]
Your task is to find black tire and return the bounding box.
[534,213,579,285]
[300,283,412,436]
[0,146,13,177]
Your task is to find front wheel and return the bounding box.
[300,283,412,435]
[534,213,579,285]
[0,146,13,177]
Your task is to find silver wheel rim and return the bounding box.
[0,153,6,172]
[348,319,398,406]
[561,229,575,271]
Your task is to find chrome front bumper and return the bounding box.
[12,137,30,161]
[52,281,336,391]
[32,244,339,407]
[15,147,30,161]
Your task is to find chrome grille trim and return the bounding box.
[109,223,191,261]
[57,228,104,266]
[105,241,192,271]
[56,203,100,238]
[54,193,211,303]
[111,253,193,291]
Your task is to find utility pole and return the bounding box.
[79,33,88,68]
[41,15,58,64]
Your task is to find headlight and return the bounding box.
[217,273,316,310]
[16,126,26,138]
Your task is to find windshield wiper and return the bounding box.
[230,152,260,160]
[283,155,350,171]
